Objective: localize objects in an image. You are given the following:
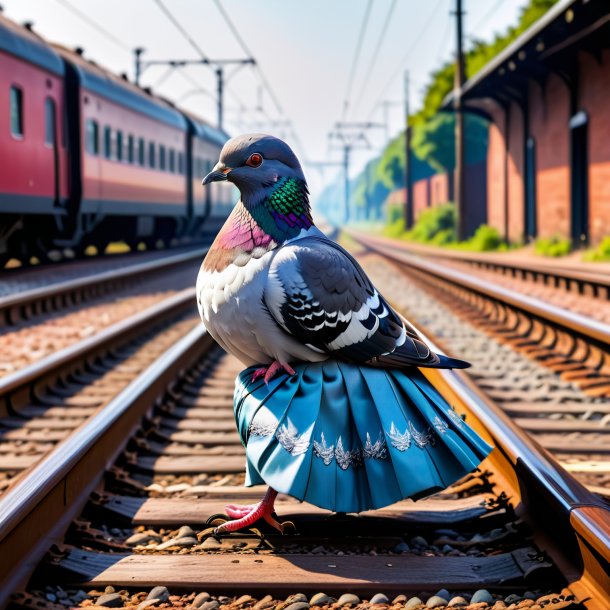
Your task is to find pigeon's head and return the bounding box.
[203,133,306,205]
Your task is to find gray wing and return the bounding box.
[263,236,446,366]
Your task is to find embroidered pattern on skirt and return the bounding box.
[433,416,449,435]
[386,421,436,450]
[248,412,278,437]
[313,432,335,465]
[335,437,363,470]
[447,408,465,427]
[386,422,411,451]
[275,421,310,456]
[251,414,449,465]
[362,432,388,460]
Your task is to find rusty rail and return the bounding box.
[350,233,610,351]
[0,247,205,326]
[352,232,610,298]
[0,325,213,607]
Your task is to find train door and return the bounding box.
[569,111,589,247]
[524,136,536,241]
[45,97,60,206]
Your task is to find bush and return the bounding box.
[383,217,406,238]
[461,224,503,252]
[534,235,572,257]
[583,236,610,262]
[405,203,457,244]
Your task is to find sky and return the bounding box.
[3,0,529,197]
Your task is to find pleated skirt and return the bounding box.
[234,360,493,513]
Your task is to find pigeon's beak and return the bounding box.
[202,163,232,185]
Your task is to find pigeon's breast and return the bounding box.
[196,247,329,368]
[196,249,277,365]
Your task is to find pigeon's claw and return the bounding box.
[214,488,285,535]
[251,361,296,384]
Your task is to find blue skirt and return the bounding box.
[234,361,493,513]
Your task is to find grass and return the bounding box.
[582,236,610,262]
[534,235,572,257]
[381,202,506,252]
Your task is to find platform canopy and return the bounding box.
[443,0,610,117]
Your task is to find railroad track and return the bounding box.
[345,232,610,496]
[360,235,610,301]
[0,283,201,497]
[0,247,205,327]
[2,317,609,609]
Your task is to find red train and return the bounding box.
[0,14,233,264]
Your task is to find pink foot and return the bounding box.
[251,361,296,384]
[214,488,284,534]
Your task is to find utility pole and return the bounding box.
[216,67,224,131]
[329,122,384,223]
[343,145,351,223]
[133,49,255,131]
[404,70,414,230]
[134,47,145,86]
[454,0,466,240]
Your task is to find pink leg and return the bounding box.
[251,361,296,384]
[224,502,258,519]
[214,488,281,534]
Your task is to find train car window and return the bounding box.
[169,149,175,173]
[128,135,135,163]
[85,119,99,155]
[178,152,184,174]
[116,130,123,162]
[138,138,145,166]
[104,126,112,159]
[159,145,166,171]
[149,142,156,168]
[10,86,24,137]
[44,98,56,146]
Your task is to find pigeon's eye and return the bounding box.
[246,153,263,167]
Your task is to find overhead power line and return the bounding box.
[342,0,374,121]
[435,12,453,62]
[53,0,131,52]
[352,0,397,117]
[152,0,209,61]
[211,0,309,162]
[367,0,446,119]
[212,0,285,118]
[470,0,504,36]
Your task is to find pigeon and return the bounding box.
[198,134,492,534]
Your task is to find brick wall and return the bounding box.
[507,102,525,242]
[413,179,430,219]
[579,50,610,243]
[486,104,507,237]
[430,173,449,206]
[529,73,571,239]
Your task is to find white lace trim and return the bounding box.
[447,408,465,427]
[433,416,449,435]
[363,432,388,460]
[313,432,335,465]
[249,412,456,466]
[248,411,278,437]
[335,437,363,470]
[275,421,310,456]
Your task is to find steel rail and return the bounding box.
[350,232,610,297]
[0,247,206,325]
[415,326,610,607]
[0,287,198,410]
[0,325,213,608]
[351,233,610,349]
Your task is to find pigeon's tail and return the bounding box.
[371,346,471,370]
[434,353,471,369]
